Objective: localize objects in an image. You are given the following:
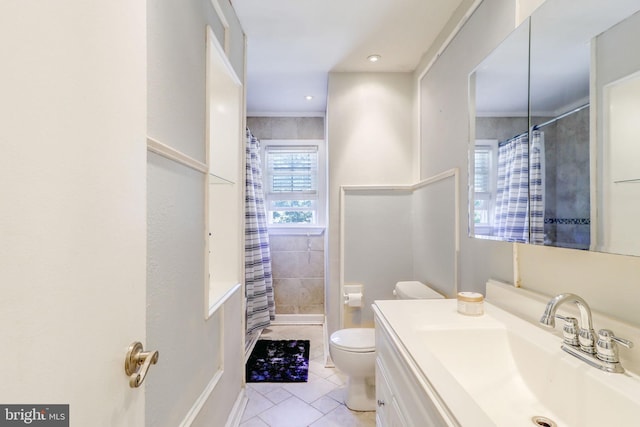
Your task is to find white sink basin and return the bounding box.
[375,299,640,426]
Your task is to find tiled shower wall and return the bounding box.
[247,116,324,140]
[270,234,325,314]
[536,107,590,249]
[247,116,325,315]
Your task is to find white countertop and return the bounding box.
[373,298,640,427]
[374,299,498,427]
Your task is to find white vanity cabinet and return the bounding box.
[375,358,407,426]
[374,309,450,427]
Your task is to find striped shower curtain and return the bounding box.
[494,133,530,242]
[529,130,545,244]
[245,128,275,334]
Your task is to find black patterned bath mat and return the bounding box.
[246,339,310,383]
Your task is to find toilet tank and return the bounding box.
[394,281,444,300]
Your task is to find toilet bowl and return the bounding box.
[330,281,443,411]
[329,328,376,411]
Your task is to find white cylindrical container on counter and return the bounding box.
[457,291,484,316]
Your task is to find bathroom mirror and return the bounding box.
[469,20,530,242]
[469,0,640,256]
[595,8,640,255]
[528,1,592,250]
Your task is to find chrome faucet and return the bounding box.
[540,293,633,373]
[540,293,597,354]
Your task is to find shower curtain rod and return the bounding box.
[498,102,590,145]
[499,131,527,146]
[532,103,589,130]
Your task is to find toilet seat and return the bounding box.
[330,328,375,353]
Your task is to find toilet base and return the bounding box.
[344,376,375,412]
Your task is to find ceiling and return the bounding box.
[231,0,465,115]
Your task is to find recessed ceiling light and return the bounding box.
[305,95,314,100]
[367,54,381,63]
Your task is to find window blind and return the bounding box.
[474,147,492,193]
[266,146,318,194]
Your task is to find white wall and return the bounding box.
[146,0,246,425]
[341,176,459,327]
[148,0,245,162]
[343,191,414,327]
[147,154,210,426]
[326,72,413,335]
[419,0,640,327]
[420,0,516,297]
[411,179,458,296]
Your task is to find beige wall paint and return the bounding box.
[517,244,640,325]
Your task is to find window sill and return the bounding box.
[267,226,325,236]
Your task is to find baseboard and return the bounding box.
[225,388,248,427]
[323,316,334,368]
[271,314,324,324]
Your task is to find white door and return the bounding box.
[0,1,148,425]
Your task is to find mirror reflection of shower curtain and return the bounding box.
[494,133,529,242]
[529,130,545,244]
[245,128,275,334]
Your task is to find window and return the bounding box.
[473,140,498,235]
[262,140,325,228]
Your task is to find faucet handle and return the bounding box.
[596,329,634,364]
[555,314,596,353]
[555,315,579,346]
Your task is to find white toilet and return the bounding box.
[329,281,443,411]
[393,280,444,300]
[329,327,376,411]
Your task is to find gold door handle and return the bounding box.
[125,342,159,388]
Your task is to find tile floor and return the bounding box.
[240,324,376,427]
